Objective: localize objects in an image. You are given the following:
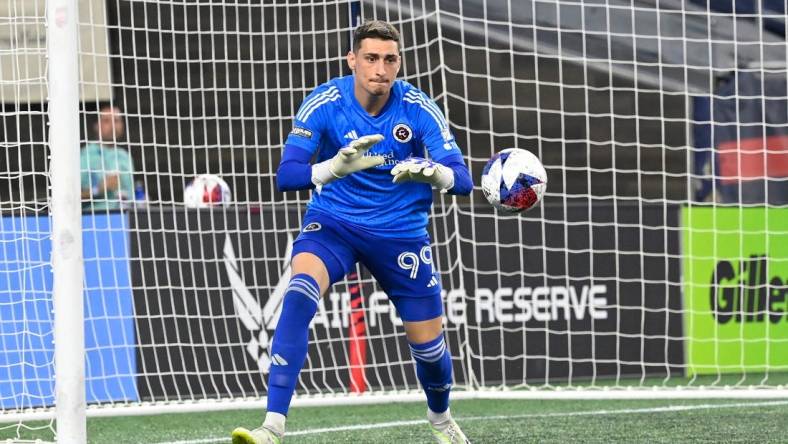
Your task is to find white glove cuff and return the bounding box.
[434,164,455,193]
[312,159,341,190]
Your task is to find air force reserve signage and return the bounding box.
[129,203,684,400]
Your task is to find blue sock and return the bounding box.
[266,273,321,416]
[409,334,452,414]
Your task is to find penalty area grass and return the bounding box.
[3,397,787,443]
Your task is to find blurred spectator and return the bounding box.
[80,104,135,211]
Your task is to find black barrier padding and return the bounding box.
[129,202,683,400]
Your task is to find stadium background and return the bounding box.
[1,0,787,442]
[2,0,703,205]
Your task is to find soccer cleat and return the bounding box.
[231,426,283,444]
[429,417,470,444]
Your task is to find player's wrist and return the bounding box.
[391,158,455,193]
[311,159,339,189]
[433,164,455,193]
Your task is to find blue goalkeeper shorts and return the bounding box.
[291,209,443,322]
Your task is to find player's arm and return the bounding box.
[80,147,93,199]
[391,153,472,195]
[119,151,135,200]
[276,144,315,191]
[276,135,386,192]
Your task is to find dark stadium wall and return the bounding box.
[128,202,683,399]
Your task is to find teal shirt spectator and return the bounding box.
[80,142,135,211]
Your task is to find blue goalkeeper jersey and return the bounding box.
[284,75,463,238]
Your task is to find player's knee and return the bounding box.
[408,332,450,363]
[403,316,444,344]
[291,252,330,293]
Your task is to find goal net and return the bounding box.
[2,0,787,439]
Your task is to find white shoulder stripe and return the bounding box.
[298,91,341,122]
[405,90,445,118]
[296,87,339,121]
[404,97,443,130]
[296,86,340,122]
[408,92,447,125]
[404,90,447,129]
[299,86,338,113]
[404,95,448,130]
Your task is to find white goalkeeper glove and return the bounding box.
[390,157,455,193]
[311,134,385,190]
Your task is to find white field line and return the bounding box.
[156,399,788,444]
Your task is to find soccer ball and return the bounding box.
[183,174,232,208]
[481,148,547,213]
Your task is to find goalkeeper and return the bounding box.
[232,19,472,444]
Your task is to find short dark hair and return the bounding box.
[352,20,400,52]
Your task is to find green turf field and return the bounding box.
[3,397,788,443]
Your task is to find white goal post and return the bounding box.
[2,0,788,440]
[47,0,86,442]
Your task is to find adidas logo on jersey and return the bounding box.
[427,276,438,288]
[343,130,358,140]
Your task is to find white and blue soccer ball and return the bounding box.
[183,174,232,208]
[481,148,547,213]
